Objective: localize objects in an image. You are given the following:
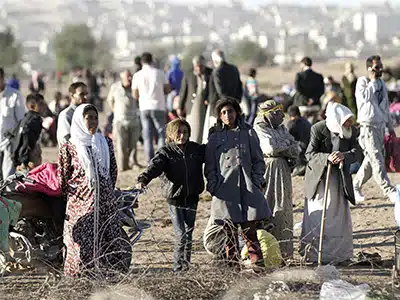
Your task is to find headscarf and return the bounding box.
[211,50,225,67]
[325,102,353,139]
[167,56,183,92]
[70,104,110,187]
[255,100,284,128]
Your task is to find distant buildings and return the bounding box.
[1,0,400,70]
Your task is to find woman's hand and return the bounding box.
[135,182,146,190]
[328,151,344,165]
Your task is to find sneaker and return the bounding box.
[389,191,399,204]
[354,190,365,203]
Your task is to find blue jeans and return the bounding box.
[169,203,198,270]
[140,110,166,162]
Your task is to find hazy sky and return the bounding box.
[165,0,394,9]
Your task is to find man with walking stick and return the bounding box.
[299,102,361,264]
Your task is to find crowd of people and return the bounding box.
[0,51,398,278]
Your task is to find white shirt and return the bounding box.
[131,64,167,111]
[0,86,26,143]
[355,76,393,131]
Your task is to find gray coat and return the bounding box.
[304,121,361,205]
[205,118,272,223]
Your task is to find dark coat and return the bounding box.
[287,117,311,153]
[304,121,361,205]
[137,142,205,207]
[208,62,243,117]
[294,69,325,106]
[178,67,213,113]
[205,117,272,223]
[5,111,42,166]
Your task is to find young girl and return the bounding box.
[136,119,205,272]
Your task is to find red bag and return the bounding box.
[384,135,400,172]
[15,162,61,197]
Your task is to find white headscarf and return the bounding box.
[211,50,224,67]
[325,102,353,139]
[70,104,110,187]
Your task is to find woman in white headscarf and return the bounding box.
[299,102,361,264]
[57,104,131,277]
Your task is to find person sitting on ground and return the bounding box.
[4,93,43,173]
[136,119,205,272]
[286,105,311,176]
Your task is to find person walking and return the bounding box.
[353,55,398,203]
[132,52,170,163]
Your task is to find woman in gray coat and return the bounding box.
[205,97,272,266]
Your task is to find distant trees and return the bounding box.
[230,39,271,68]
[180,42,208,71]
[53,24,112,71]
[0,28,20,67]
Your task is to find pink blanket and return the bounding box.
[15,162,61,197]
[390,102,400,113]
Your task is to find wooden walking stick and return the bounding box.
[318,162,333,266]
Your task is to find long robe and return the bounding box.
[58,137,132,277]
[299,121,359,264]
[300,166,353,263]
[254,123,300,259]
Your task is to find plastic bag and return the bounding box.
[241,229,282,268]
[320,280,370,300]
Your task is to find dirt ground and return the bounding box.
[1,115,399,300]
[2,70,400,299]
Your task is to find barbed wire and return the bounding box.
[0,178,397,300]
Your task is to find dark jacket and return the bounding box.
[5,111,43,166]
[208,62,243,116]
[287,117,311,153]
[178,67,213,112]
[304,121,361,205]
[205,117,271,223]
[137,142,205,206]
[294,69,325,106]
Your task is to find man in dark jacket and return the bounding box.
[178,55,213,143]
[286,105,311,176]
[208,49,243,117]
[294,57,324,123]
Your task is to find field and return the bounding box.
[1,61,400,300]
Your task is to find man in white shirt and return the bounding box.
[57,82,88,147]
[353,55,398,203]
[107,70,140,170]
[132,52,170,162]
[0,68,26,180]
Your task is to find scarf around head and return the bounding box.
[325,102,353,139]
[70,104,110,187]
[255,100,283,127]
